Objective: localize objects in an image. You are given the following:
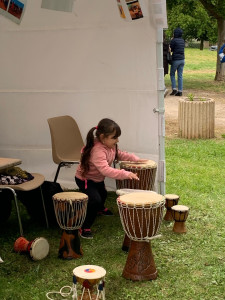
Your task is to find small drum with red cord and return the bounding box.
[73,265,106,300]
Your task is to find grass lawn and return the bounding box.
[1,47,225,299]
[165,48,225,93]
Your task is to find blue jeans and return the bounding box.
[170,59,185,92]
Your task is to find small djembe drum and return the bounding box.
[117,192,165,281]
[164,194,180,221]
[72,265,106,300]
[116,160,157,191]
[14,236,49,261]
[171,205,189,233]
[116,188,157,252]
[52,192,88,260]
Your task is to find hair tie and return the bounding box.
[95,126,98,130]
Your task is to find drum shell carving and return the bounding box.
[119,203,163,240]
[116,160,157,191]
[171,208,189,222]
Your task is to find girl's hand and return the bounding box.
[128,172,139,180]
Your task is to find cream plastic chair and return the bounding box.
[0,173,49,236]
[47,115,84,183]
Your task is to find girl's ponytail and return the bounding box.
[80,127,96,176]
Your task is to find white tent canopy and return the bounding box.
[0,0,167,193]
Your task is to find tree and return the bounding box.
[167,0,225,81]
[166,1,217,49]
[199,0,225,80]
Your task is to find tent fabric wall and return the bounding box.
[0,0,167,191]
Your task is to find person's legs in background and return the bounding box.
[170,60,179,95]
[176,60,185,96]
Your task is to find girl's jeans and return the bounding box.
[170,59,185,91]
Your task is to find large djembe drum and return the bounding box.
[116,160,157,191]
[52,192,88,260]
[117,192,165,281]
[116,189,157,252]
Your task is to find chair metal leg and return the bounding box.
[0,187,23,237]
[54,163,63,183]
[39,186,49,228]
[54,161,79,183]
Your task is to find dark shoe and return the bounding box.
[175,91,182,96]
[170,89,177,95]
[98,208,113,216]
[80,229,93,239]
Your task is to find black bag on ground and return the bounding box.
[17,181,63,226]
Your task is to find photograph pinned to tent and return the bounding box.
[0,0,26,24]
[116,0,147,21]
[41,0,75,13]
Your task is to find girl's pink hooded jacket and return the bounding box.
[75,141,139,182]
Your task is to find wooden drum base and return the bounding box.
[173,221,187,233]
[122,234,131,252]
[122,240,157,281]
[58,229,83,259]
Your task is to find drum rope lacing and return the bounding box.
[53,198,88,230]
[117,200,165,241]
[117,167,156,190]
[46,279,105,300]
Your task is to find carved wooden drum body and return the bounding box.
[117,192,165,281]
[164,194,180,221]
[116,160,157,191]
[116,189,157,251]
[171,205,189,233]
[52,192,88,259]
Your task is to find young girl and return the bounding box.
[75,118,146,239]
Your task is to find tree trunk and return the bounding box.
[215,18,225,81]
[200,39,204,50]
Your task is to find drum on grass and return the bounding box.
[116,160,157,191]
[171,205,189,233]
[116,188,157,252]
[14,236,49,261]
[117,192,165,281]
[73,265,106,300]
[164,194,180,221]
[52,192,88,260]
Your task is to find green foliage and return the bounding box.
[166,0,218,43]
[187,93,194,100]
